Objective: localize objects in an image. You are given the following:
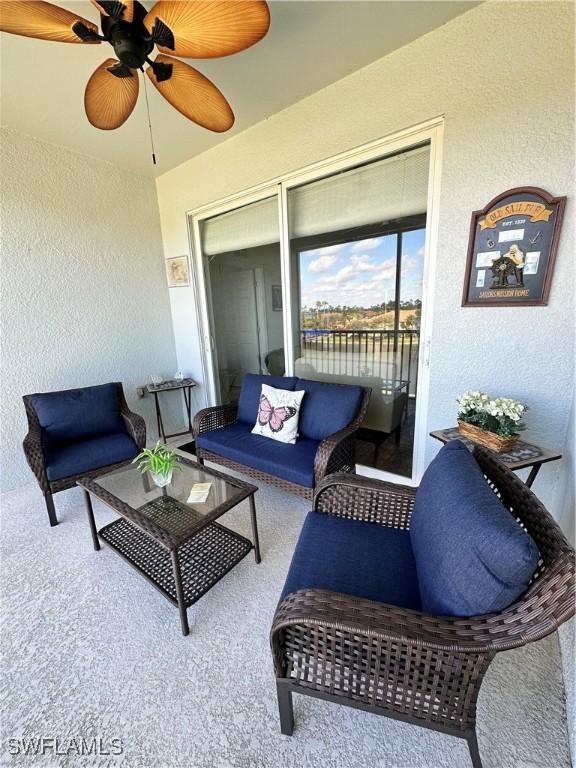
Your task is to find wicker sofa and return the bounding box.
[194,374,371,499]
[271,441,575,768]
[23,382,146,526]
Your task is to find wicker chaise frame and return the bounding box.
[23,383,146,527]
[270,446,575,768]
[193,387,371,499]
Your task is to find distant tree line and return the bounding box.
[301,299,421,331]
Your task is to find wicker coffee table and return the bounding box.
[77,457,260,636]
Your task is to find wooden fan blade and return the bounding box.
[90,1,134,23]
[84,59,139,130]
[144,1,270,58]
[0,1,100,43]
[147,54,234,132]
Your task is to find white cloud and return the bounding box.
[370,264,396,282]
[308,253,340,273]
[350,238,382,254]
[417,245,425,257]
[350,254,376,272]
[318,265,355,285]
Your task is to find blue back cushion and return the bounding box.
[31,383,125,445]
[410,441,539,617]
[236,374,298,424]
[296,378,364,440]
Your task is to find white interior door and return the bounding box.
[218,269,262,376]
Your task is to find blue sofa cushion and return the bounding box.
[45,433,138,481]
[197,422,319,488]
[236,374,298,425]
[295,378,364,441]
[410,440,540,617]
[281,511,421,609]
[31,383,124,445]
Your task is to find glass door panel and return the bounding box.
[287,145,429,477]
[198,196,282,405]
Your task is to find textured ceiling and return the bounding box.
[0,1,479,176]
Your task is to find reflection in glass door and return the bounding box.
[287,145,430,477]
[199,196,282,405]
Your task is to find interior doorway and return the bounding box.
[207,261,270,403]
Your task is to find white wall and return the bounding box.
[156,0,574,523]
[0,130,179,491]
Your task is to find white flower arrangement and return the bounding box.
[457,390,527,437]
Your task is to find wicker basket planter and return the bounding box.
[458,420,519,453]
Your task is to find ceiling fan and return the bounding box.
[0,1,270,133]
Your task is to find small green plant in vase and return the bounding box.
[133,442,182,488]
[457,390,527,452]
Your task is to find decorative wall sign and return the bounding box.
[462,187,566,307]
[271,285,283,311]
[166,255,190,288]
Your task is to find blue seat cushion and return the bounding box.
[31,383,125,444]
[410,440,540,617]
[295,378,364,441]
[236,374,298,425]
[197,422,319,488]
[45,433,138,481]
[281,511,421,609]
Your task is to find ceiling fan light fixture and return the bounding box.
[0,0,271,143]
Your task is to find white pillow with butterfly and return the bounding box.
[251,383,305,444]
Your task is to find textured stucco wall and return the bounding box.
[156,0,574,520]
[558,390,575,760]
[559,618,575,761]
[0,130,179,491]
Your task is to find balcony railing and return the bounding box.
[298,329,420,395]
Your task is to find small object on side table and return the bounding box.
[430,427,561,488]
[146,378,197,443]
[457,419,519,452]
[456,390,526,453]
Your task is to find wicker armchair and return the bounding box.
[23,382,146,527]
[271,446,575,768]
[194,385,371,499]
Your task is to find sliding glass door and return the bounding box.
[190,120,442,483]
[286,145,430,477]
[198,194,282,404]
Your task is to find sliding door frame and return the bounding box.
[189,184,281,406]
[187,115,444,485]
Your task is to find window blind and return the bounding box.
[288,144,430,238]
[201,196,279,256]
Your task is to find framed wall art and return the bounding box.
[271,285,283,311]
[165,255,190,288]
[462,187,566,307]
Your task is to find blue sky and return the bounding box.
[299,230,425,309]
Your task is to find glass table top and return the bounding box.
[84,458,255,542]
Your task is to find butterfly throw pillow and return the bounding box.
[251,383,305,444]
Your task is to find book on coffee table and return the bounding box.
[187,483,212,504]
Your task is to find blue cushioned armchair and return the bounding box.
[271,443,575,768]
[23,382,146,526]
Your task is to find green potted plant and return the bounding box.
[457,390,527,452]
[133,442,182,488]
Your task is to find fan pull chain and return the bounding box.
[141,71,157,165]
